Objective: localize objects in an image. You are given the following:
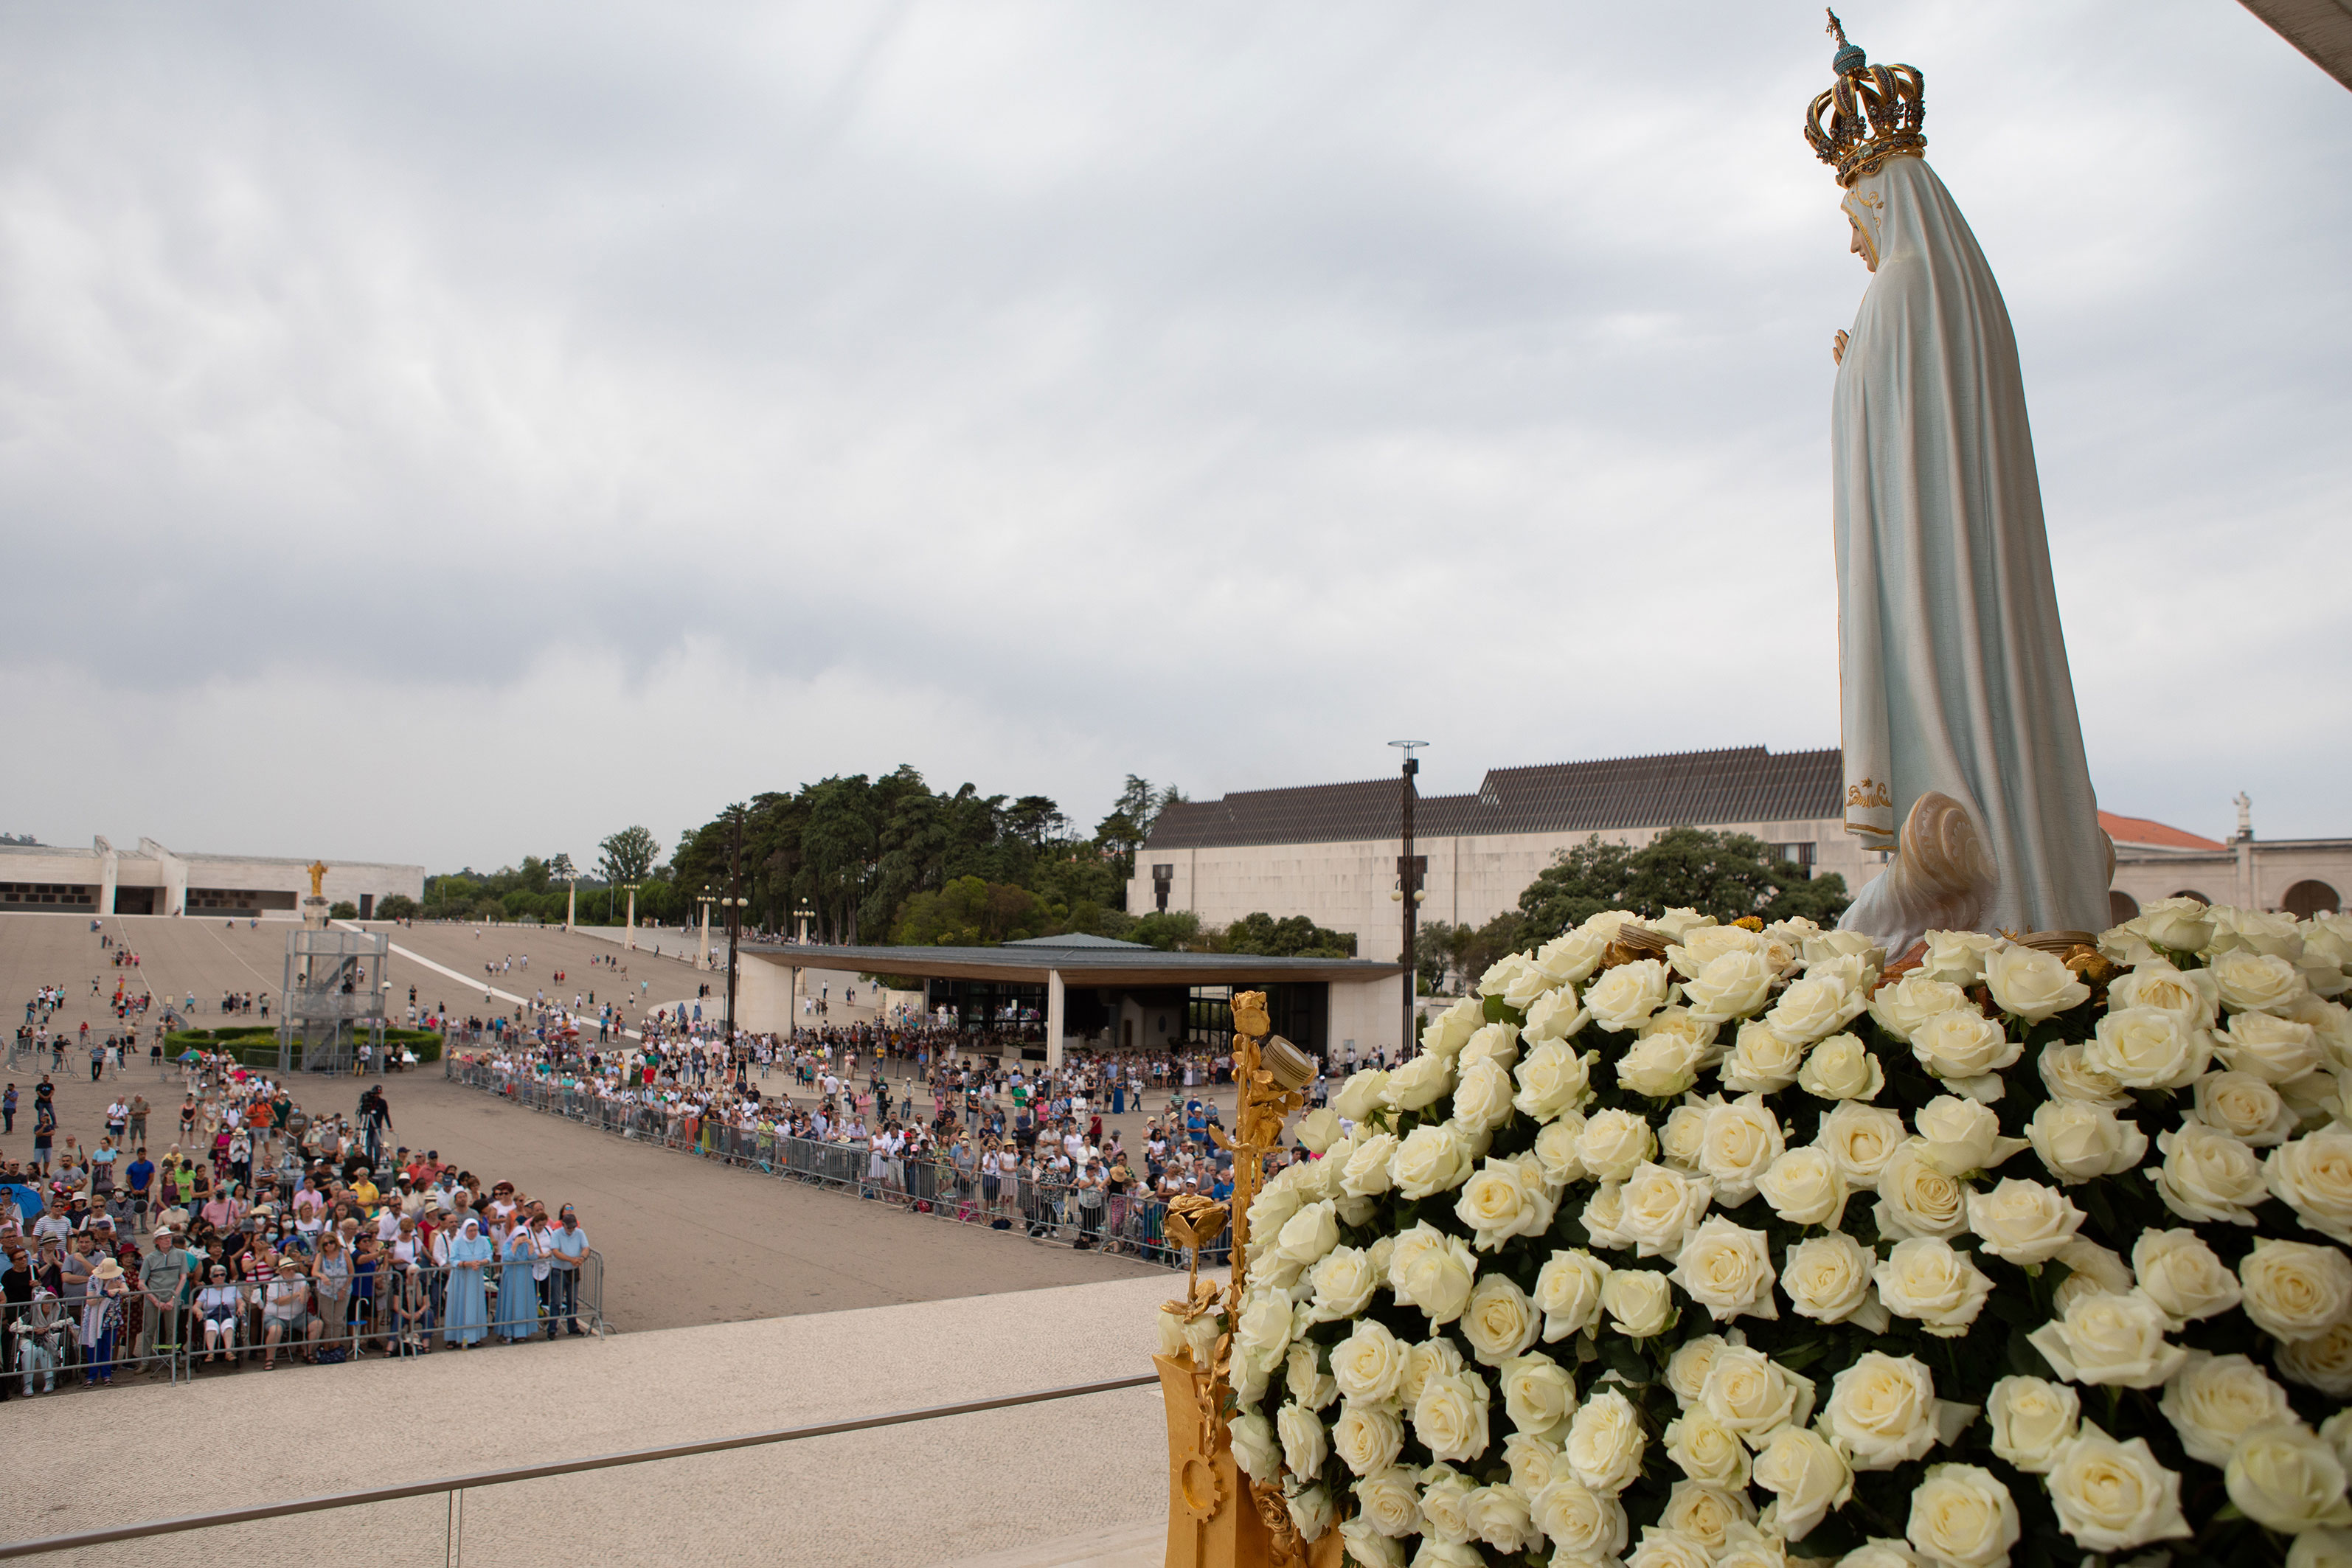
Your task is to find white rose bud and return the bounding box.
[1499,1350,1576,1437]
[1459,1272,1541,1366]
[1581,1183,1631,1252]
[1697,1094,1785,1205]
[1768,974,1868,1047]
[1521,986,1589,1047]
[1384,1052,1455,1113]
[2025,1097,2148,1184]
[1502,1431,1564,1496]
[1536,929,1611,987]
[2131,1229,2243,1325]
[1513,1038,1592,1120]
[1287,1342,1341,1410]
[1820,1350,1943,1470]
[1799,1033,1886,1102]
[1663,1407,1752,1488]
[1423,997,1482,1058]
[1535,1248,1610,1342]
[2084,1006,2211,1091]
[1984,1375,2078,1474]
[1904,1464,2020,1568]
[1461,1021,1523,1075]
[1278,1400,1329,1477]
[1331,1318,1409,1404]
[1334,1069,1390,1123]
[1332,1401,1406,1477]
[1909,1007,2023,1088]
[1874,1236,1994,1338]
[1389,1222,1479,1325]
[1274,1199,1341,1269]
[1617,1027,1710,1099]
[1914,1095,2028,1176]
[1412,1368,1494,1465]
[1752,1426,1855,1541]
[1342,1131,1400,1198]
[1479,951,1539,1003]
[2227,1423,2352,1535]
[2159,1350,2295,1465]
[1400,1337,1465,1409]
[1294,1106,1343,1154]
[1586,959,1673,1034]
[1616,1162,1714,1259]
[1671,1216,1779,1323]
[2050,1237,2137,1314]
[1337,1518,1404,1568]
[2152,1120,2269,1225]
[1417,1464,1475,1544]
[1663,1334,1727,1408]
[1758,1146,1850,1228]
[2043,1423,2192,1553]
[2268,1126,2352,1244]
[1450,1058,1516,1135]
[1600,1268,1674,1338]
[1230,1410,1281,1483]
[2240,1238,2352,1342]
[1783,1231,1886,1328]
[1533,1112,1589,1185]
[1659,1103,1708,1168]
[2027,1289,2188,1388]
[1235,1288,1295,1371]
[1815,1101,1908,1189]
[1965,1177,2085,1264]
[1564,1387,1648,1494]
[1920,929,1999,985]
[1985,945,2091,1021]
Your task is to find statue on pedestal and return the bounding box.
[1811,11,2113,955]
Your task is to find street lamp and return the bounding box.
[794,902,816,944]
[620,882,641,949]
[1390,740,1428,1060]
[695,887,717,973]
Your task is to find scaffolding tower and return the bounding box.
[278,927,389,1074]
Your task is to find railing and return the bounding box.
[0,1371,1157,1561]
[444,1060,1229,1272]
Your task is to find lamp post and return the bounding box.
[621,883,640,949]
[794,902,815,944]
[1389,740,1428,1059]
[721,805,746,1074]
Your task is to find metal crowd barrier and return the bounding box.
[445,1059,1227,1271]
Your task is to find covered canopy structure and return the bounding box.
[740,932,1406,1067]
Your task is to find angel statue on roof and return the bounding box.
[1811,10,2112,956]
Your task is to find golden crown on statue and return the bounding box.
[1805,9,1926,187]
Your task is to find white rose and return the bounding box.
[1390,1223,1478,1326]
[1335,1069,1391,1123]
[1700,1345,1815,1447]
[1665,1334,1728,1407]
[1600,1268,1674,1338]
[1768,974,1867,1047]
[1697,1095,1786,1204]
[1754,1426,1854,1540]
[1909,1008,2022,1089]
[1535,1248,1610,1342]
[2039,1042,2128,1109]
[1480,951,1540,1003]
[1331,1318,1409,1404]
[1343,1132,1401,1198]
[1653,907,1714,940]
[1513,1038,1593,1120]
[1984,945,2090,1021]
[1578,1109,1657,1182]
[1455,1156,1556,1252]
[2214,949,2311,1016]
[1401,1337,1465,1409]
[2241,1238,2352,1342]
[1536,929,1612,988]
[1533,1477,1628,1559]
[1782,1231,1884,1326]
[1333,1401,1407,1477]
[1587,960,1672,1033]
[1659,1103,1708,1168]
[2152,1120,2268,1225]
[2131,1229,2242,1324]
[1919,929,1999,985]
[1308,1245,1381,1321]
[1564,1388,1647,1494]
[1671,1216,1778,1322]
[1581,1184,1630,1252]
[1287,1342,1341,1412]
[1816,1102,1908,1189]
[1246,1180,1304,1248]
[1413,1369,1494,1464]
[2216,1012,2326,1085]
[1464,1482,1539,1554]
[1338,1518,1405,1568]
[1504,1431,1564,1495]
[1391,1123,1473,1201]
[2195,1070,2299,1146]
[1723,1021,1811,1094]
[1870,976,1976,1041]
[1965,1177,2085,1263]
[1499,1350,1575,1437]
[1384,1052,1455,1112]
[1984,1375,2078,1474]
[2227,1423,2352,1534]
[1294,1107,1344,1154]
[1450,1058,1516,1134]
[2135,899,2220,956]
[2051,1237,2136,1314]
[1230,1411,1281,1483]
[1664,1407,1752,1488]
[1617,1162,1715,1259]
[1417,1464,1475,1544]
[1286,1482,1333,1543]
[2084,1006,2210,1091]
[1627,1528,1716,1568]
[2288,1530,2352,1568]
[1874,1237,1993,1337]
[1904,1465,2020,1568]
[1461,1021,1523,1073]
[1914,1096,2027,1176]
[1821,1350,1942,1470]
[1235,1288,1295,1370]
[2269,1128,2352,1245]
[2108,958,2221,1026]
[2027,1290,2187,1388]
[1838,1544,1923,1568]
[1423,997,1484,1058]
[1758,1146,1850,1228]
[2044,1423,2191,1553]
[1275,1199,1341,1269]
[1800,1033,1886,1101]
[2328,1409,2352,1474]
[1873,1142,1969,1241]
[1661,1479,1755,1550]
[2025,1097,2148,1184]
[1683,949,1778,1024]
[1617,1027,1709,1099]
[1521,987,1589,1048]
[1278,1399,1329,1477]
[2160,1350,2294,1465]
[2280,1321,2352,1399]
[1460,1273,1541,1366]
[1668,923,1769,973]
[1533,1112,1589,1185]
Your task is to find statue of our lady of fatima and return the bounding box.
[1810,12,2113,956]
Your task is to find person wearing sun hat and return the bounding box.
[82,1257,130,1384]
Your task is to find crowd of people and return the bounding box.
[0,1044,597,1400]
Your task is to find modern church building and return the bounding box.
[0,836,423,920]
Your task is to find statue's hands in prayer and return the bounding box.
[1832,329,1848,366]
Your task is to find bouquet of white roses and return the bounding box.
[1224,900,2352,1568]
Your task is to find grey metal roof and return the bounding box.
[743,941,1401,986]
[999,933,1154,950]
[1144,746,1842,851]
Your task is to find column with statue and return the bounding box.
[302,861,330,929]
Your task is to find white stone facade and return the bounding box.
[0,837,424,920]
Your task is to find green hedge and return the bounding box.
[165,1027,443,1066]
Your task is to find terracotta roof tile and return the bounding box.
[2098,811,2227,852]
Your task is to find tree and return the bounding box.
[1222,912,1357,960]
[376,894,419,921]
[1516,828,1852,946]
[597,825,662,886]
[328,901,358,920]
[1095,775,1187,906]
[1127,910,1205,951]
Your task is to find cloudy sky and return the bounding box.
[1,0,2345,872]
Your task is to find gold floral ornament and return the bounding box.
[1165,1194,1230,1298]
